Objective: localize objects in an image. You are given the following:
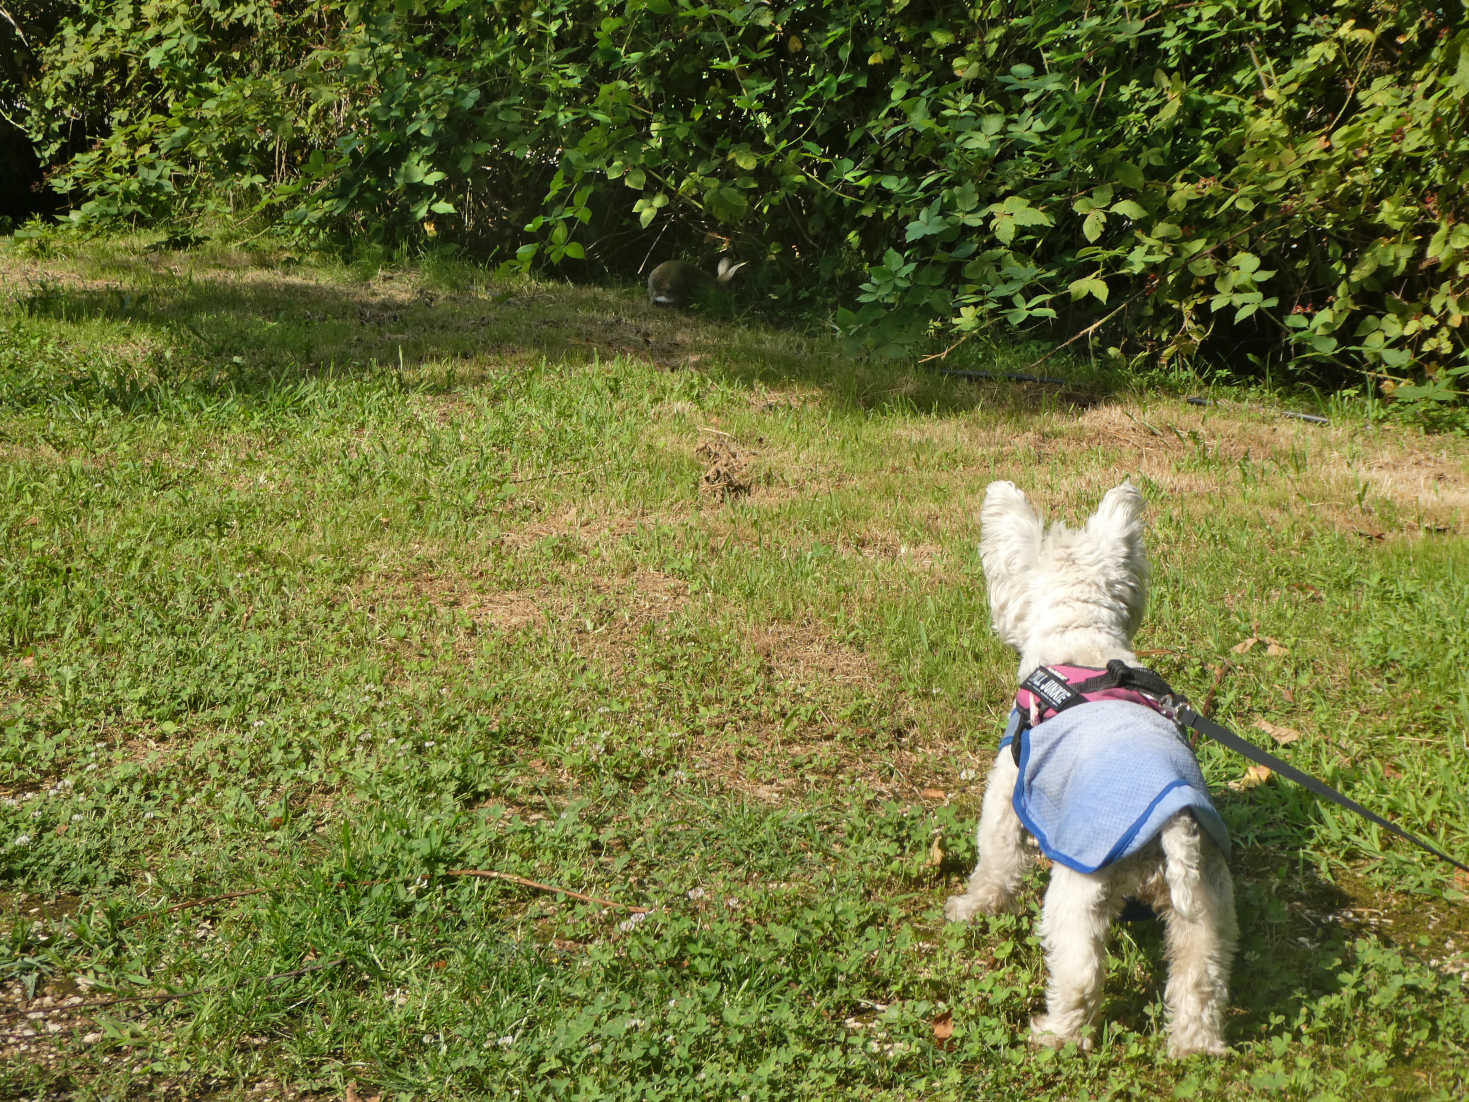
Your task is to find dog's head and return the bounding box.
[979,480,1149,678]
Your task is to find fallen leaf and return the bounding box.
[1229,764,1274,792]
[932,1010,955,1048]
[926,831,945,868]
[921,787,947,801]
[1230,637,1258,655]
[1263,637,1289,656]
[1254,719,1301,745]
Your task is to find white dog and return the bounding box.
[945,480,1237,1057]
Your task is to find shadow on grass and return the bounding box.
[6,258,1117,420]
[939,802,1445,1055]
[1101,845,1364,1050]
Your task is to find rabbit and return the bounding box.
[646,257,747,307]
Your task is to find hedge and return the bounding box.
[16,1,1469,420]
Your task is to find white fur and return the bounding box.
[947,480,1237,1058]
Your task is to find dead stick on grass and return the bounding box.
[443,869,650,913]
[0,958,348,1021]
[124,886,273,924]
[125,868,647,927]
[505,462,607,486]
[1199,661,1234,718]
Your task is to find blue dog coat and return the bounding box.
[999,700,1230,874]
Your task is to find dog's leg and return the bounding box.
[1160,813,1237,1057]
[945,750,1030,920]
[1030,866,1111,1051]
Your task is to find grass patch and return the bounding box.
[1,235,1467,1099]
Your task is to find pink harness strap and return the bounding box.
[1015,664,1169,730]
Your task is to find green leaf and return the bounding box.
[1001,195,1053,227]
[1115,163,1145,189]
[1068,276,1109,304]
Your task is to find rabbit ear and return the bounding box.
[716,258,747,282]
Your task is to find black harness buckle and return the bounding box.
[1012,661,1183,764]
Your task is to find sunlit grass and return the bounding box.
[1,233,1466,1099]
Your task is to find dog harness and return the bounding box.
[1013,662,1179,754]
[1006,663,1469,877]
[1000,663,1230,874]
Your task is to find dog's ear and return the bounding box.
[1084,480,1149,633]
[980,481,1043,649]
[1086,480,1145,546]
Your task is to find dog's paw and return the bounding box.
[1029,1017,1093,1053]
[944,885,1018,922]
[943,893,982,922]
[1166,1035,1230,1059]
[943,890,1011,922]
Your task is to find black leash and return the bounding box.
[1019,661,1469,876]
[1172,702,1469,876]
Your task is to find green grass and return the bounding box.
[1,233,1467,1100]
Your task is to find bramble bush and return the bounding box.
[16,0,1469,423]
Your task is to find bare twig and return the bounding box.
[638,219,671,277]
[443,869,650,914]
[917,333,972,364]
[1198,661,1234,718]
[0,5,31,50]
[0,958,347,1021]
[931,368,1072,387]
[1018,297,1133,374]
[505,461,607,486]
[125,886,271,924]
[123,866,647,927]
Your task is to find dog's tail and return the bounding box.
[1160,811,1206,919]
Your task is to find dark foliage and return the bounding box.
[14,1,1469,419]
